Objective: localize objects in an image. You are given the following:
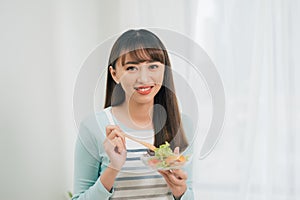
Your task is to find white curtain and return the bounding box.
[190,0,300,199]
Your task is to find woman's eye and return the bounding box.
[126,66,138,71]
[149,65,158,69]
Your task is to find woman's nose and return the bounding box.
[137,66,150,83]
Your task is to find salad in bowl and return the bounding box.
[141,142,190,170]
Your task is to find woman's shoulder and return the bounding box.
[94,107,112,126]
[76,108,112,160]
[79,107,112,140]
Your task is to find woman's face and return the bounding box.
[110,53,165,105]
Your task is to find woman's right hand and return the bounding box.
[103,125,127,171]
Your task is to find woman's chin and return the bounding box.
[131,95,155,105]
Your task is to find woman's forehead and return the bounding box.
[119,51,154,65]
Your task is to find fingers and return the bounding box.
[171,169,188,180]
[113,136,126,153]
[174,147,180,155]
[106,125,119,135]
[105,125,126,153]
[104,136,125,154]
[106,125,120,137]
[158,171,171,186]
[106,125,126,144]
[108,129,126,144]
[158,169,187,186]
[159,171,181,187]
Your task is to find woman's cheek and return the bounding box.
[121,83,135,95]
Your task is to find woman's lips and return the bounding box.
[134,86,154,95]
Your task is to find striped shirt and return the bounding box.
[104,108,173,200]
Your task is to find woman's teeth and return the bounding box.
[134,86,154,95]
[137,87,151,91]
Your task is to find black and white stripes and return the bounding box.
[110,148,172,200]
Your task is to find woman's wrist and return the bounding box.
[172,185,187,200]
[100,167,119,192]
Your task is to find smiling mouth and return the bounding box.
[134,86,154,95]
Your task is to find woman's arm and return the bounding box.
[72,122,127,200]
[72,138,113,200]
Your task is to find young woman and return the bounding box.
[72,29,194,200]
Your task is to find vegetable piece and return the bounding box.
[154,141,173,160]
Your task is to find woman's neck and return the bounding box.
[112,100,154,129]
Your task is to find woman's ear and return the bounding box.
[109,66,119,84]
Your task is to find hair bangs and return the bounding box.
[119,48,166,66]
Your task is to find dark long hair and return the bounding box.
[104,29,188,151]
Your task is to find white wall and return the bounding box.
[0,0,66,199]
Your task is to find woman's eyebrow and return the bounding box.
[124,61,140,65]
[124,60,157,65]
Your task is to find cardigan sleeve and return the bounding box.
[72,122,113,200]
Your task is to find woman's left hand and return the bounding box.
[158,147,187,199]
[158,168,187,198]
